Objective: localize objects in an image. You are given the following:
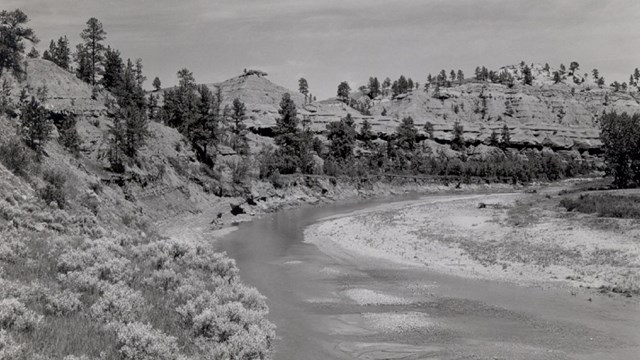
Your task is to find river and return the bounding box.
[214,194,640,360]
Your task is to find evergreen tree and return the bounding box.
[56,36,71,69]
[337,81,350,103]
[634,68,640,82]
[381,77,391,96]
[56,114,82,155]
[101,46,123,91]
[398,75,408,93]
[569,61,579,74]
[522,65,533,85]
[553,71,561,84]
[407,78,414,91]
[274,93,303,173]
[368,77,380,99]
[559,64,566,74]
[326,113,357,161]
[543,63,550,72]
[230,98,248,154]
[0,9,38,75]
[0,78,13,114]
[597,76,605,88]
[74,44,92,83]
[152,76,161,91]
[122,105,149,158]
[359,119,374,149]
[20,96,52,158]
[79,17,106,85]
[134,58,145,88]
[500,124,511,148]
[424,121,434,140]
[298,77,309,102]
[395,116,418,151]
[450,70,456,83]
[451,121,465,151]
[488,130,499,147]
[457,70,464,85]
[107,116,126,173]
[592,69,599,80]
[26,46,39,58]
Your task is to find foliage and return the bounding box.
[560,194,640,219]
[0,137,36,177]
[451,121,465,151]
[327,114,357,161]
[79,17,107,85]
[230,98,248,155]
[395,116,418,151]
[55,114,82,155]
[20,96,53,158]
[0,9,38,75]
[152,76,161,91]
[337,81,350,103]
[599,111,640,188]
[39,169,67,208]
[43,36,71,70]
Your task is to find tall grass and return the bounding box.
[560,194,640,219]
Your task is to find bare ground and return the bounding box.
[305,191,640,297]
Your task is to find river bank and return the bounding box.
[305,189,640,298]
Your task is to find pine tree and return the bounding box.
[327,113,357,161]
[359,119,374,149]
[553,71,561,84]
[569,61,579,74]
[152,77,161,91]
[424,121,434,140]
[592,69,599,80]
[457,70,464,85]
[0,9,38,75]
[56,114,81,155]
[450,70,456,83]
[368,77,380,99]
[381,77,391,96]
[134,58,145,88]
[107,116,126,173]
[488,130,499,147]
[523,65,533,85]
[396,116,418,151]
[74,44,92,83]
[337,81,350,103]
[122,105,149,158]
[79,17,106,85]
[451,121,465,151]
[500,124,511,148]
[543,63,550,72]
[298,78,309,102]
[20,96,53,158]
[46,35,71,69]
[101,46,123,91]
[407,78,414,91]
[274,93,303,173]
[27,46,39,58]
[230,98,248,154]
[597,76,605,88]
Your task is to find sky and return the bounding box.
[7,0,640,98]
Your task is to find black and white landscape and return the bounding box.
[0,1,639,359]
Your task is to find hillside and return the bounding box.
[166,64,640,154]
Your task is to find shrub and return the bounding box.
[0,329,24,358]
[560,194,640,219]
[43,290,83,316]
[0,298,43,332]
[113,322,179,360]
[39,170,67,208]
[0,138,37,178]
[90,283,145,324]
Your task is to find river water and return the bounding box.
[215,194,640,360]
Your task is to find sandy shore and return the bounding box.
[305,192,640,294]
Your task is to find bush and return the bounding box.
[90,283,145,324]
[113,322,179,360]
[0,298,43,332]
[560,194,640,219]
[0,138,37,178]
[0,329,24,358]
[39,170,67,208]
